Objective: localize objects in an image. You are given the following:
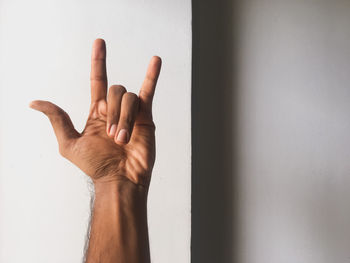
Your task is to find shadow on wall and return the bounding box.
[192,0,240,262]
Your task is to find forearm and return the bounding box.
[85,179,150,263]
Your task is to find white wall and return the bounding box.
[236,1,350,263]
[0,1,191,262]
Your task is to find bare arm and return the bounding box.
[30,39,162,263]
[86,181,150,263]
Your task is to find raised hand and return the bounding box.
[30,39,162,188]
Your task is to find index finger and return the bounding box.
[90,39,107,102]
[138,56,162,116]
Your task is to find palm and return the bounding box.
[30,39,161,188]
[74,101,156,186]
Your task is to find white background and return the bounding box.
[3,1,349,263]
[0,0,191,262]
[236,1,350,263]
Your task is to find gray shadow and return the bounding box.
[191,0,239,262]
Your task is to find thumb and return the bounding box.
[29,100,80,154]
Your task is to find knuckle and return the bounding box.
[139,89,150,99]
[147,121,156,131]
[90,75,107,81]
[110,85,127,94]
[53,107,67,119]
[125,92,138,100]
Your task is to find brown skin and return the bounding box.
[29,39,162,263]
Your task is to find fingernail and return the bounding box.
[109,124,117,137]
[116,129,129,143]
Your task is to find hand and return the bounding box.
[30,39,162,188]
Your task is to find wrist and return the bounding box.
[93,177,149,203]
